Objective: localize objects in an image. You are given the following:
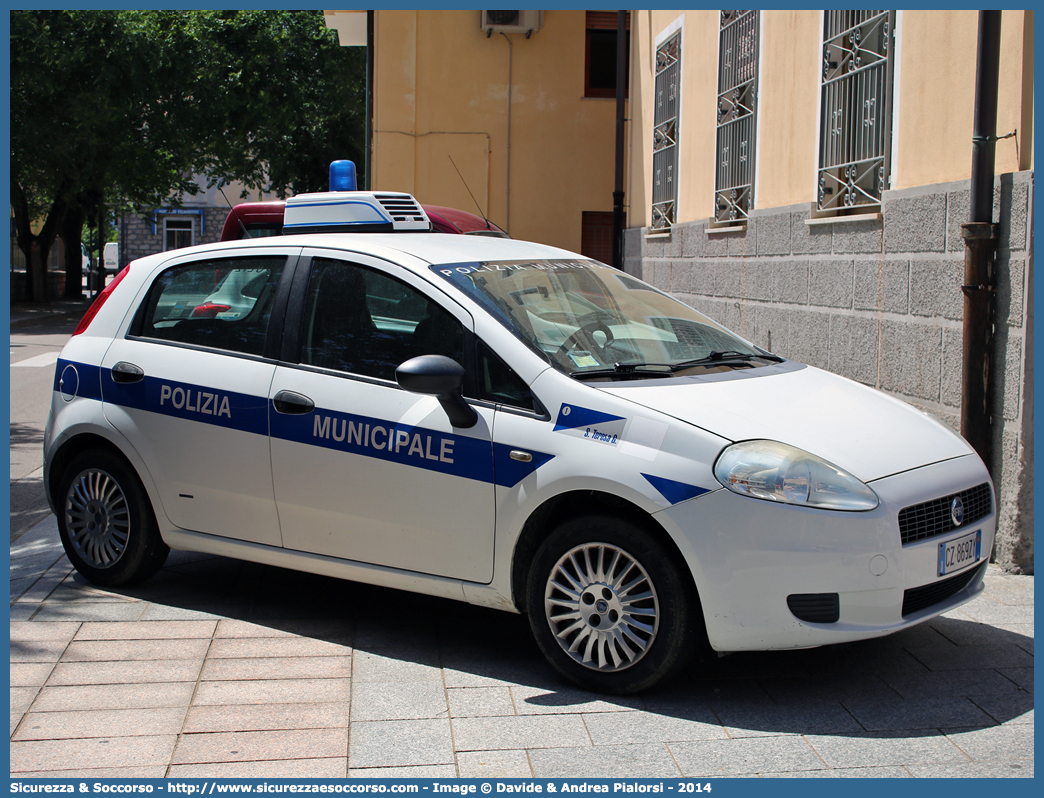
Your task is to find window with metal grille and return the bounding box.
[714,10,759,226]
[651,30,681,231]
[817,10,895,214]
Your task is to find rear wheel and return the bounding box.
[57,450,169,586]
[526,515,701,694]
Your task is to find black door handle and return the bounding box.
[273,390,315,415]
[111,361,144,384]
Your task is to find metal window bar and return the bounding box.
[817,10,895,213]
[715,10,759,224]
[652,32,681,231]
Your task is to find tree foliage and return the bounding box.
[10,10,365,301]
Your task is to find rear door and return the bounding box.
[268,251,498,582]
[101,249,298,546]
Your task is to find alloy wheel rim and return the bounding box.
[65,468,130,569]
[544,542,659,672]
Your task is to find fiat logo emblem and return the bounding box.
[595,599,609,613]
[951,497,965,527]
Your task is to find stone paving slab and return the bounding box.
[46,658,205,685]
[200,655,351,681]
[529,743,681,778]
[350,680,450,721]
[168,759,347,778]
[14,767,170,779]
[30,682,197,712]
[74,620,218,639]
[804,730,968,768]
[183,702,351,733]
[456,749,533,778]
[13,707,188,741]
[669,735,825,776]
[7,513,1034,778]
[10,735,179,774]
[451,714,592,751]
[347,719,455,768]
[193,678,352,706]
[171,728,349,765]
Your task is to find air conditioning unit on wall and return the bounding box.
[482,10,544,38]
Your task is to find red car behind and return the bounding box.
[220,201,508,242]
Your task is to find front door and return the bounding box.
[269,253,497,582]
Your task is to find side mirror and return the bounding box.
[395,355,478,429]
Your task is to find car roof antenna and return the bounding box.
[217,184,251,239]
[448,155,495,232]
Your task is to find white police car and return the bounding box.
[45,163,995,693]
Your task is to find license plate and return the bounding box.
[938,529,981,577]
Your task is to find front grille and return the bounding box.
[375,194,426,223]
[902,561,987,617]
[898,483,992,545]
[787,593,839,623]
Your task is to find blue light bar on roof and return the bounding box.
[329,160,358,192]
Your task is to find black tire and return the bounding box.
[526,514,703,694]
[56,449,169,586]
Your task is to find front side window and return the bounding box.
[302,258,465,381]
[817,10,895,214]
[434,260,769,380]
[138,256,286,356]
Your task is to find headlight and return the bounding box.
[713,440,879,511]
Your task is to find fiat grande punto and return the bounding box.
[44,170,995,693]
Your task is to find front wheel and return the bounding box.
[57,449,169,586]
[526,515,701,694]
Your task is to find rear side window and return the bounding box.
[137,257,286,356]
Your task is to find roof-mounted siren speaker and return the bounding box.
[482,10,544,38]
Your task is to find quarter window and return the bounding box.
[137,257,286,356]
[478,342,537,412]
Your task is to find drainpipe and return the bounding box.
[960,10,1001,475]
[365,11,374,191]
[612,10,627,270]
[501,32,513,235]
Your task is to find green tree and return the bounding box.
[11,10,364,302]
[187,10,366,197]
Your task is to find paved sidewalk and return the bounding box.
[10,514,1034,778]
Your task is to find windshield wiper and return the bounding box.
[668,350,785,371]
[572,362,676,380]
[570,351,784,380]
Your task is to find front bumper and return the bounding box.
[656,453,995,652]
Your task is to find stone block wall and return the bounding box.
[119,206,230,267]
[624,171,1033,573]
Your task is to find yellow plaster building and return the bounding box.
[326,9,627,256]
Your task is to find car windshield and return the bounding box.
[432,259,766,377]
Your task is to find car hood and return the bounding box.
[600,363,974,482]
